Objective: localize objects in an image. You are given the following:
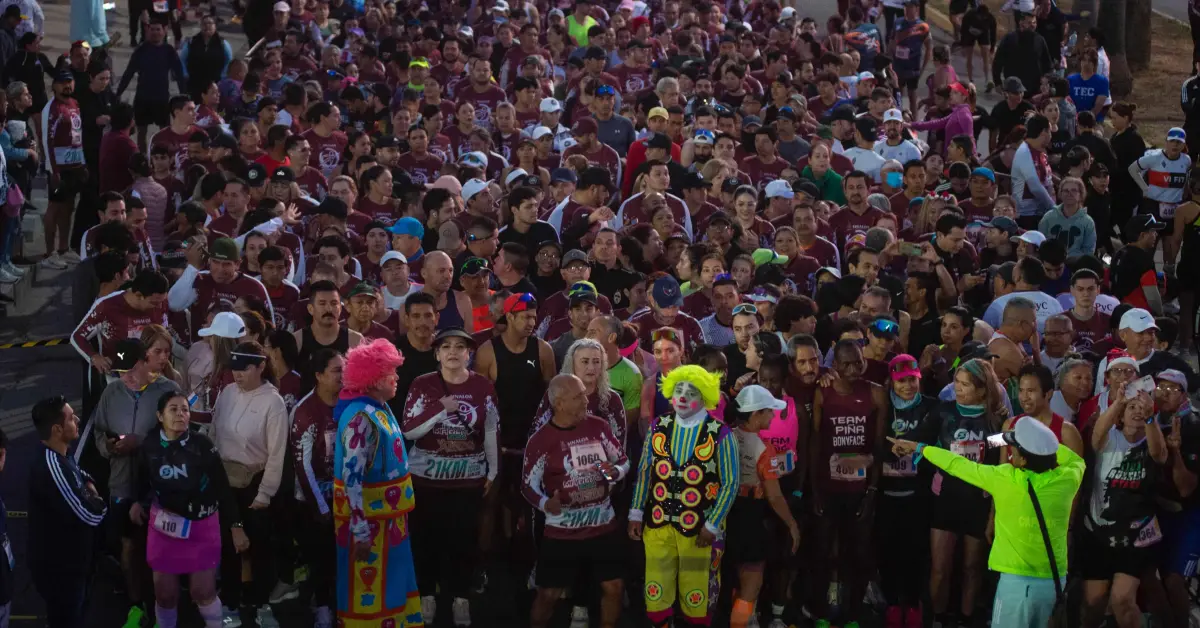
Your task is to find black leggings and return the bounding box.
[809,492,875,622]
[295,504,335,608]
[875,491,929,607]
[219,476,277,608]
[410,483,484,600]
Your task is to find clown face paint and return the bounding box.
[671,382,705,419]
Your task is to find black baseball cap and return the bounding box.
[1125,214,1168,238]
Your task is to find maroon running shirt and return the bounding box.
[816,379,880,494]
[289,390,337,515]
[402,371,500,489]
[71,291,170,361]
[301,128,349,177]
[522,414,628,540]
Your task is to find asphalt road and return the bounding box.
[0,0,1000,625]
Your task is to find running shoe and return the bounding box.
[221,607,242,628]
[766,618,789,628]
[886,605,904,628]
[2,263,27,277]
[60,250,82,265]
[268,581,300,604]
[122,605,145,628]
[452,597,471,627]
[844,622,861,628]
[0,269,18,284]
[904,606,924,628]
[569,605,588,628]
[814,620,832,628]
[421,596,437,624]
[40,253,67,270]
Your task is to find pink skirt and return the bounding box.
[146,505,222,574]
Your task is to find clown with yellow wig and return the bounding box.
[628,365,739,627]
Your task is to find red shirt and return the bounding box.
[289,391,337,514]
[457,83,509,131]
[71,291,170,360]
[151,125,203,172]
[45,97,85,172]
[99,131,138,194]
[396,151,445,186]
[301,128,348,177]
[522,414,627,539]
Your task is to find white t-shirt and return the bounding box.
[874,139,922,165]
[983,290,1065,335]
[843,147,887,183]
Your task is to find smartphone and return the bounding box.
[1125,375,1154,399]
[986,433,1008,448]
[898,242,923,257]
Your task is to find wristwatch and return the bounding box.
[231,522,244,529]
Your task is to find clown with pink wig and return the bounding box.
[332,338,424,627]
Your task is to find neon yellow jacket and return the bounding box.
[923,444,1085,579]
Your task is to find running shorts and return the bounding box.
[535,529,626,589]
[49,167,87,203]
[1075,526,1162,580]
[725,497,771,566]
[929,471,990,539]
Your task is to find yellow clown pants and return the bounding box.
[643,524,723,626]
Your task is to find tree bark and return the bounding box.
[1126,0,1152,71]
[1100,0,1134,97]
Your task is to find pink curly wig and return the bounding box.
[342,338,405,396]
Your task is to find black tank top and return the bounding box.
[1180,205,1200,269]
[492,335,546,449]
[436,290,465,331]
[298,326,351,384]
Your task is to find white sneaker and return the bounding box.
[40,253,67,270]
[768,618,789,628]
[267,580,300,604]
[1164,298,1181,315]
[452,597,470,627]
[60,250,82,264]
[0,269,18,284]
[747,614,760,628]
[2,263,26,276]
[257,604,278,628]
[221,607,242,628]
[314,605,333,628]
[421,596,437,624]
[569,605,588,628]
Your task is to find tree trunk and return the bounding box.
[1101,0,1135,97]
[1126,0,1152,71]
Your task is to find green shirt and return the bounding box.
[923,444,1084,579]
[609,357,643,416]
[567,15,597,47]
[800,166,846,206]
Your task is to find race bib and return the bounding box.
[1159,202,1179,219]
[772,450,797,476]
[153,508,192,540]
[951,440,984,463]
[323,429,335,454]
[829,453,870,481]
[894,46,910,60]
[54,147,85,166]
[152,0,169,11]
[570,441,606,470]
[884,453,918,477]
[1133,516,1163,548]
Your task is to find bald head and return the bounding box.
[548,373,587,425]
[421,250,455,293]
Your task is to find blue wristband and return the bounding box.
[913,442,927,464]
[791,489,804,499]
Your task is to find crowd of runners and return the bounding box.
[1,0,1199,626]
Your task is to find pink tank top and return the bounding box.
[759,395,800,455]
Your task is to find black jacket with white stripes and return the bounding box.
[28,444,107,576]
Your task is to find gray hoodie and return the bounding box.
[93,375,181,499]
[1038,204,1097,257]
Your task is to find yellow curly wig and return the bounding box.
[659,365,722,410]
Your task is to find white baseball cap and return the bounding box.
[504,168,529,186]
[765,179,794,199]
[736,385,788,413]
[460,151,489,169]
[199,312,247,339]
[1002,416,1059,456]
[1119,308,1158,333]
[532,125,554,140]
[1155,369,1188,389]
[1010,231,1047,247]
[273,1,290,11]
[462,178,490,202]
[491,0,510,11]
[540,97,563,113]
[779,6,796,20]
[380,250,408,266]
[884,108,904,123]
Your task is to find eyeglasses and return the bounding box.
[651,327,682,344]
[1108,367,1138,377]
[536,250,561,259]
[1156,383,1184,393]
[732,303,759,316]
[870,318,899,335]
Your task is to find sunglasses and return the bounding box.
[890,359,918,374]
[870,318,899,335]
[651,327,682,344]
[732,303,759,316]
[596,85,616,96]
[714,272,734,283]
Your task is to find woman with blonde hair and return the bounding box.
[185,309,245,412]
[140,323,184,387]
[927,358,1009,628]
